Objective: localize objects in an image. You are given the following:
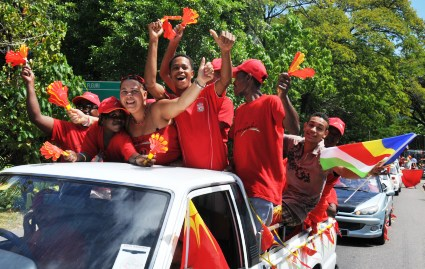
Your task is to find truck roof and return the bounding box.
[1,162,239,192]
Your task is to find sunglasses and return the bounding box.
[76,104,98,110]
[104,113,126,120]
[121,74,145,84]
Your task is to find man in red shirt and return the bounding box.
[21,66,100,153]
[303,117,345,231]
[145,22,236,171]
[230,59,299,230]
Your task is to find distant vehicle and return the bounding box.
[334,175,395,245]
[379,173,396,194]
[388,161,402,195]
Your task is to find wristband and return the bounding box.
[194,79,206,89]
[82,116,91,127]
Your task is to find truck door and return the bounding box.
[173,184,259,269]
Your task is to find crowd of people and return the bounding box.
[21,20,384,239]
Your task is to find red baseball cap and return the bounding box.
[232,59,268,84]
[212,58,222,71]
[329,117,345,136]
[98,96,127,114]
[72,92,101,107]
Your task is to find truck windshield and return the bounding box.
[0,174,170,269]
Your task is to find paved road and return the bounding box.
[336,179,425,269]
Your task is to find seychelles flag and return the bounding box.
[320,133,416,177]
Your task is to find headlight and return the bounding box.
[355,205,379,215]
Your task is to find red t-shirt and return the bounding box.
[327,188,338,206]
[175,84,233,170]
[231,95,285,205]
[305,173,340,223]
[51,119,89,153]
[218,96,234,143]
[81,122,137,162]
[131,124,181,165]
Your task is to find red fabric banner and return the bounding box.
[401,169,423,188]
[181,200,229,269]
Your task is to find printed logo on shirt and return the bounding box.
[196,102,205,112]
[235,124,261,137]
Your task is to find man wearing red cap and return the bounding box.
[230,58,300,231]
[303,117,345,232]
[146,23,235,171]
[21,66,100,154]
[64,96,147,165]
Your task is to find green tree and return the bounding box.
[289,0,425,142]
[0,0,86,169]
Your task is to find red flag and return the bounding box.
[46,81,71,110]
[162,19,176,40]
[261,223,274,251]
[401,169,422,187]
[287,51,315,79]
[40,141,69,161]
[5,44,29,67]
[323,227,335,244]
[181,7,199,27]
[181,200,229,269]
[302,244,317,256]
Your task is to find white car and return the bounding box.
[0,162,337,269]
[379,173,396,194]
[388,161,402,195]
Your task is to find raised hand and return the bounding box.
[276,72,291,97]
[196,57,214,86]
[209,30,236,52]
[173,24,185,41]
[148,20,163,41]
[21,66,35,86]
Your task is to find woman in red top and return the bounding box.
[119,22,214,165]
[64,96,146,166]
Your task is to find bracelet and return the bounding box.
[193,79,206,89]
[78,153,87,162]
[82,116,91,127]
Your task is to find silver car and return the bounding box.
[334,175,395,245]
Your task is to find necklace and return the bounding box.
[130,114,144,126]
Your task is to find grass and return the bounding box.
[0,211,24,231]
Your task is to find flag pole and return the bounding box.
[184,199,190,269]
[343,175,372,204]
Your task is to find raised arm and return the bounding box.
[144,20,168,100]
[159,24,185,92]
[154,57,214,121]
[21,66,55,135]
[277,72,300,134]
[210,30,236,96]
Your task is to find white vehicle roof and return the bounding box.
[1,162,239,193]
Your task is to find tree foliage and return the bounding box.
[0,0,86,168]
[1,0,424,168]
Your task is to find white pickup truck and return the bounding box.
[0,162,337,269]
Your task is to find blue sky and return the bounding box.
[411,0,425,20]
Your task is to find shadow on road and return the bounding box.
[336,236,378,248]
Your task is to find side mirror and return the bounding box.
[386,190,395,196]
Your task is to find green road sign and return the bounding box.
[85,81,120,101]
